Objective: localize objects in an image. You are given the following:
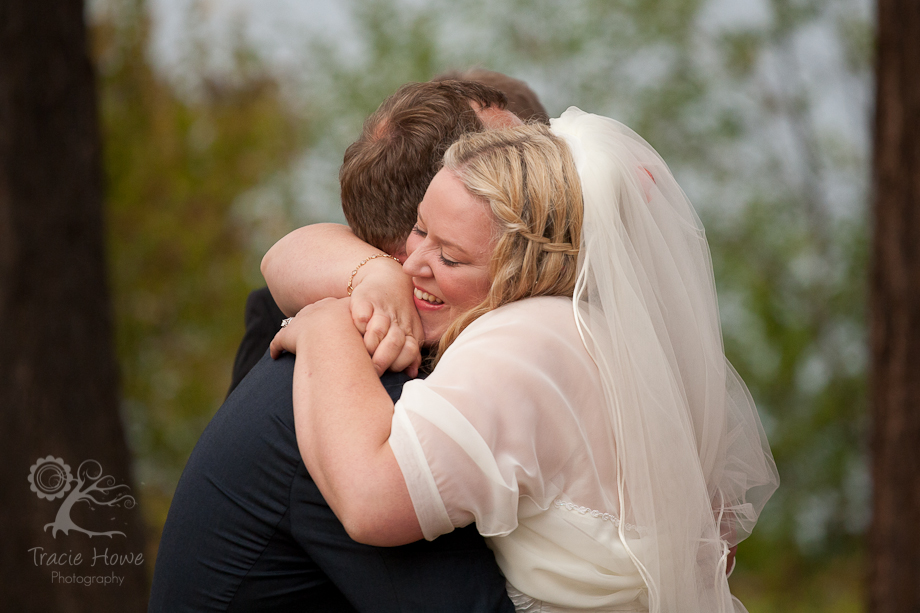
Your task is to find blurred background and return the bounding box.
[74,0,876,609]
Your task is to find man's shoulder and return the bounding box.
[180,352,300,494]
[228,351,296,405]
[198,354,301,474]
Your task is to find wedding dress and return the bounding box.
[389,108,779,613]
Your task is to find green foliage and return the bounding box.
[92,14,303,536]
[709,196,868,604]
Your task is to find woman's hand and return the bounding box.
[349,266,423,377]
[261,223,422,376]
[270,280,423,377]
[270,298,354,360]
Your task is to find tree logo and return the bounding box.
[28,456,136,538]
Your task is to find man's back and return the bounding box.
[150,351,513,612]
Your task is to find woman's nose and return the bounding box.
[402,246,431,277]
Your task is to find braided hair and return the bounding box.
[434,123,583,360]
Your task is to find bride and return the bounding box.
[266,108,779,612]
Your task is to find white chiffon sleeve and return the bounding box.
[389,296,604,541]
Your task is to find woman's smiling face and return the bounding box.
[402,168,495,344]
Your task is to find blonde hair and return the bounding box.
[434,123,583,360]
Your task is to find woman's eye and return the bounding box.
[411,224,427,237]
[439,253,460,267]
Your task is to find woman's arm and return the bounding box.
[262,223,422,375]
[270,298,423,547]
[261,224,383,315]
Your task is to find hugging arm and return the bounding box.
[262,223,422,376]
[270,298,423,547]
[262,224,387,315]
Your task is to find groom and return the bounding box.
[149,78,543,612]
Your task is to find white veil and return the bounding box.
[550,108,779,613]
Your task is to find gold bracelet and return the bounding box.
[347,253,400,296]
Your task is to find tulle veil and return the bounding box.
[550,107,779,613]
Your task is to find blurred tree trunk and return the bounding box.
[869,0,920,611]
[0,1,147,611]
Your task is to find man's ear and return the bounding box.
[389,245,409,263]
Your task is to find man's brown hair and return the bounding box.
[339,80,507,252]
[433,68,549,125]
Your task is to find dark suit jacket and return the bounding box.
[227,287,286,396]
[150,290,512,612]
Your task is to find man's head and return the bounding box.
[432,68,549,125]
[340,78,535,256]
[339,81,505,255]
